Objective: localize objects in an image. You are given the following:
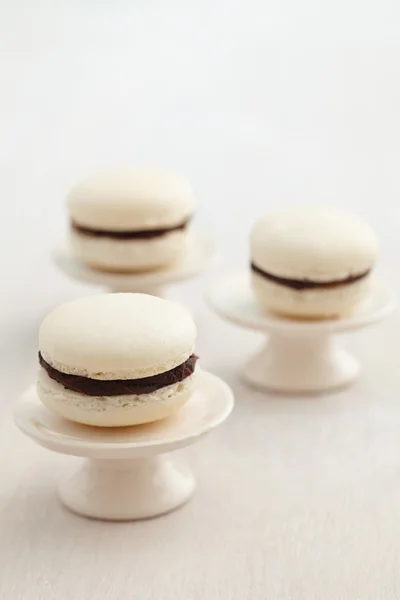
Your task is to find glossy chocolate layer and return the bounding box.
[251,262,370,291]
[72,218,190,240]
[39,353,198,396]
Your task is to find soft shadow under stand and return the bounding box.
[207,273,396,393]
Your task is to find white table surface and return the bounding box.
[1,1,400,597]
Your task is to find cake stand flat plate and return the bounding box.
[207,272,396,334]
[53,232,216,292]
[14,370,234,460]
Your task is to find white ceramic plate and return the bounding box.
[14,370,234,459]
[53,232,217,293]
[207,272,396,334]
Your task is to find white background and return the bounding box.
[1,1,400,598]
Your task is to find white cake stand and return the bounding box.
[207,273,396,393]
[14,371,233,521]
[53,233,216,296]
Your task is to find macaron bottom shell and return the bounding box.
[251,271,372,320]
[70,228,189,273]
[37,368,196,427]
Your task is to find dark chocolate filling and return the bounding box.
[251,262,370,291]
[39,353,198,396]
[72,218,190,240]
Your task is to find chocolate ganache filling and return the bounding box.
[251,262,370,291]
[39,353,198,396]
[72,218,190,240]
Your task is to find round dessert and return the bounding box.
[250,206,378,319]
[37,293,198,427]
[67,166,196,272]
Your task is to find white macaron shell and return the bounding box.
[251,206,378,281]
[68,166,196,231]
[39,294,196,380]
[251,270,373,318]
[70,228,188,272]
[37,368,196,427]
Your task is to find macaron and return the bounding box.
[37,293,198,427]
[250,206,378,319]
[67,167,196,272]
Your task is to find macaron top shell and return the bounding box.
[68,167,196,231]
[39,294,197,380]
[251,206,378,282]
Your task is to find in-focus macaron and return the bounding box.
[68,167,196,272]
[37,293,198,427]
[250,206,378,319]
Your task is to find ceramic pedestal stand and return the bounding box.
[53,233,216,296]
[14,371,233,520]
[207,273,396,393]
